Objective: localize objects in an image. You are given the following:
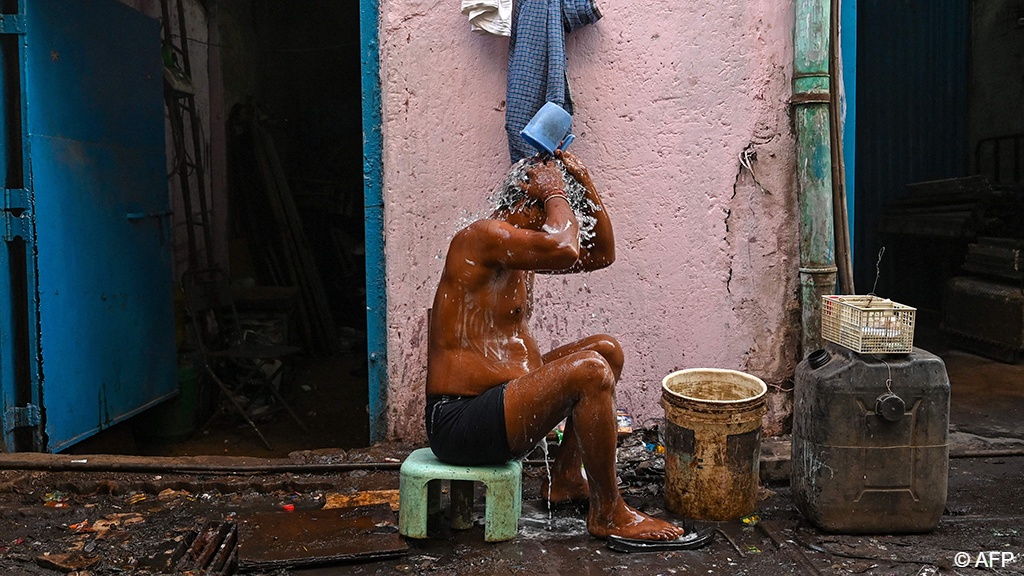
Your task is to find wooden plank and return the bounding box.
[252,120,339,354]
[250,121,316,349]
[258,124,339,351]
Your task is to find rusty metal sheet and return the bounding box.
[237,503,407,571]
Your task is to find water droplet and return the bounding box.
[540,437,553,523]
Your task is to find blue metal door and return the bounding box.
[0,0,176,452]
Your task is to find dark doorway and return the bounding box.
[248,0,367,335]
[185,0,371,455]
[70,0,371,457]
[852,0,970,307]
[851,0,1024,441]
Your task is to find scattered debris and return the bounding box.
[0,442,1021,574]
[68,520,90,533]
[616,408,634,436]
[43,490,69,507]
[35,551,100,572]
[92,513,145,539]
[149,520,240,575]
[324,489,401,511]
[287,448,348,465]
[716,528,746,558]
[157,488,191,502]
[617,429,666,498]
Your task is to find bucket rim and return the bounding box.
[661,368,768,404]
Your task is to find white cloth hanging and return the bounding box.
[461,0,513,37]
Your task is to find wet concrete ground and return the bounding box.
[2,320,1022,574]
[357,454,1024,576]
[0,439,1022,575]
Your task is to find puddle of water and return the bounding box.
[518,512,588,540]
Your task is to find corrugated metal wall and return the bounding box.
[853,0,969,298]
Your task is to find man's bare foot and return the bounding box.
[587,501,685,540]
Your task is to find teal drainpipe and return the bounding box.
[793,0,837,354]
[360,0,387,443]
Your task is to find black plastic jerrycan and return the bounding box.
[792,343,950,533]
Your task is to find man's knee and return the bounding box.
[591,334,624,373]
[571,350,616,392]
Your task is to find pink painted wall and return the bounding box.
[380,0,802,440]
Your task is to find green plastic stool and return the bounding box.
[398,448,522,542]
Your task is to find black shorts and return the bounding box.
[425,383,516,466]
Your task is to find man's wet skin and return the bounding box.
[427,151,686,541]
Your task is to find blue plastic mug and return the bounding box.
[520,102,575,155]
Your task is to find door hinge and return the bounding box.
[3,188,30,241]
[0,14,26,35]
[3,404,40,433]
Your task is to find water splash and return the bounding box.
[518,510,589,539]
[540,436,553,522]
[487,158,603,247]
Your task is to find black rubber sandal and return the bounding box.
[605,527,716,553]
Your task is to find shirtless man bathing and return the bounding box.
[425,150,706,544]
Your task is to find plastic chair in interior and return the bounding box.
[181,267,308,450]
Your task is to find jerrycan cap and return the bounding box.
[807,349,831,369]
[875,392,906,422]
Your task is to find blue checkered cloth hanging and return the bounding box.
[506,0,601,162]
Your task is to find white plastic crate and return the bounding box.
[821,295,916,354]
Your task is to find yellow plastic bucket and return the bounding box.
[661,368,767,521]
